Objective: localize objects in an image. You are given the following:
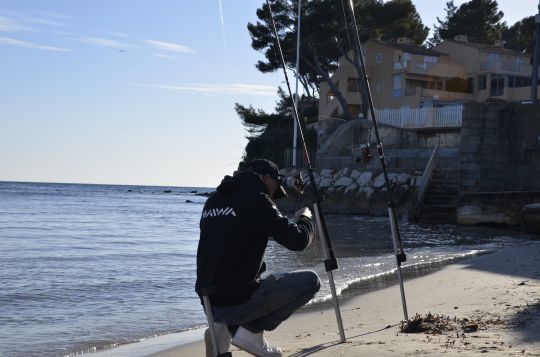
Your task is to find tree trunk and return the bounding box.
[303,41,353,121]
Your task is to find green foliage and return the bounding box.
[374,0,429,45]
[502,16,536,54]
[236,88,316,168]
[248,0,428,96]
[429,0,504,46]
[427,1,457,47]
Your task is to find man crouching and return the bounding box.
[195,159,320,356]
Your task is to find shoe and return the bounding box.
[204,322,232,357]
[231,326,282,357]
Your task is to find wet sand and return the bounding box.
[149,242,540,356]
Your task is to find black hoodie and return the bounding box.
[195,171,314,307]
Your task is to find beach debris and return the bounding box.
[401,313,489,335]
[462,321,479,333]
[401,313,452,334]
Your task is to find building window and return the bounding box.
[327,90,335,103]
[375,81,381,93]
[508,75,531,88]
[490,75,505,96]
[487,53,500,62]
[347,78,360,92]
[393,74,403,97]
[466,77,475,93]
[375,52,383,64]
[478,75,487,90]
[424,55,438,64]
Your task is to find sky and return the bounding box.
[0,0,538,187]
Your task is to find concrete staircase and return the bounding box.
[419,169,460,224]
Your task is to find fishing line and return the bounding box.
[265,0,346,343]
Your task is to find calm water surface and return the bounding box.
[0,181,531,357]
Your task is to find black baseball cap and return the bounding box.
[246,159,288,199]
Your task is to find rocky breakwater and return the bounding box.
[278,167,422,216]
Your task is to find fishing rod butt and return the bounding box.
[326,270,346,343]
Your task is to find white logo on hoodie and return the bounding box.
[202,207,237,218]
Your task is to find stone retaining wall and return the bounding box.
[278,167,422,216]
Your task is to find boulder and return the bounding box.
[344,183,358,194]
[396,173,411,184]
[357,172,373,186]
[320,168,333,177]
[522,203,540,237]
[457,204,514,226]
[372,173,386,188]
[319,177,333,188]
[387,173,398,183]
[350,170,361,179]
[335,176,354,187]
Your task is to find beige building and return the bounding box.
[319,36,538,123]
[434,35,535,102]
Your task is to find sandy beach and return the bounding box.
[149,241,540,356]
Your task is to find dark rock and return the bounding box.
[185,199,194,203]
[196,192,213,197]
[163,190,172,193]
[522,203,540,237]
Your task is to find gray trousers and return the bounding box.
[212,270,320,333]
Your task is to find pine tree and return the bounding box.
[428,0,504,45]
[502,16,535,54]
[428,1,457,47]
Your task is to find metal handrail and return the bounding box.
[417,145,439,204]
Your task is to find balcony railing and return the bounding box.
[478,61,532,75]
[372,105,463,129]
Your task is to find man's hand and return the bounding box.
[294,207,312,221]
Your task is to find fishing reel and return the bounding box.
[293,172,305,195]
[355,143,375,163]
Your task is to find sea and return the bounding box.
[0,181,533,357]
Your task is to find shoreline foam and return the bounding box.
[145,242,540,356]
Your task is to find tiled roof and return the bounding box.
[445,40,527,56]
[372,40,447,57]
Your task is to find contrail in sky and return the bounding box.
[217,0,229,63]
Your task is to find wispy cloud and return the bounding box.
[26,17,68,27]
[132,83,276,96]
[32,10,72,20]
[102,30,129,38]
[153,53,178,60]
[0,36,71,52]
[0,10,71,32]
[80,36,132,49]
[0,15,27,32]
[143,39,193,54]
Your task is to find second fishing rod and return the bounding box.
[265,0,346,343]
[345,0,409,321]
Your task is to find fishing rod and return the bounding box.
[345,0,409,321]
[265,0,346,343]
